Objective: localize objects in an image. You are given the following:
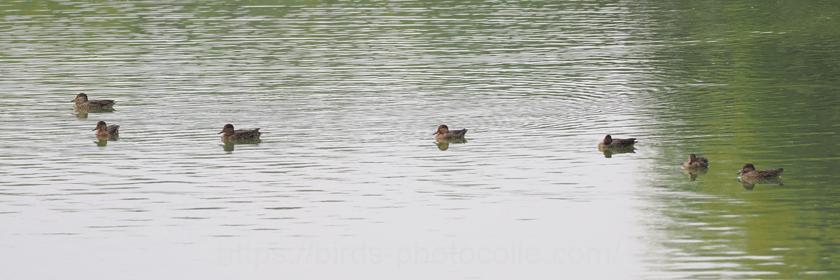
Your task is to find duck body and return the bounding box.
[739,163,783,180]
[598,134,636,149]
[94,121,119,140]
[219,124,261,143]
[682,154,709,169]
[434,124,467,141]
[73,93,115,111]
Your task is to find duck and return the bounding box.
[219,123,261,143]
[73,93,115,111]
[93,121,119,140]
[739,163,783,180]
[598,134,636,149]
[682,154,709,169]
[434,124,467,141]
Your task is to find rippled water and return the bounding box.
[2,1,839,279]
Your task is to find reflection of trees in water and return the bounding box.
[639,2,840,277]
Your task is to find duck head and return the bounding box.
[688,153,697,162]
[740,163,756,175]
[602,134,613,145]
[219,124,235,135]
[73,93,88,103]
[93,121,107,131]
[434,124,449,135]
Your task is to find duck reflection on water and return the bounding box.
[435,138,467,151]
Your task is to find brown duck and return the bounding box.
[434,124,467,141]
[682,154,709,169]
[739,163,783,180]
[73,93,115,111]
[219,123,261,143]
[598,134,636,149]
[93,121,119,140]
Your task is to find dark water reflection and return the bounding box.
[681,168,708,182]
[599,145,636,158]
[0,0,839,279]
[639,2,840,278]
[739,177,784,191]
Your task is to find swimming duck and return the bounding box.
[598,134,636,149]
[682,154,709,169]
[434,124,467,140]
[739,163,783,180]
[219,123,261,143]
[73,93,115,111]
[93,121,119,140]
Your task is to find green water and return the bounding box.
[1,1,839,279]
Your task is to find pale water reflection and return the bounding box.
[1,1,839,279]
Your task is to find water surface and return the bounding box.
[1,1,839,279]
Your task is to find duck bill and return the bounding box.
[218,130,224,134]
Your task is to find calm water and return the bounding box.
[2,1,839,279]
